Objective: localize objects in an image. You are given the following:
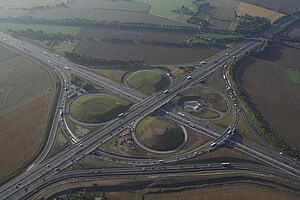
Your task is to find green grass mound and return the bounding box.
[136,116,184,151]
[70,93,132,123]
[127,70,170,95]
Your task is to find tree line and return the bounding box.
[7,29,78,42]
[0,16,198,33]
[65,52,144,67]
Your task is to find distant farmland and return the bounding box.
[287,22,300,38]
[243,0,300,14]
[73,39,222,65]
[205,0,240,30]
[29,6,185,26]
[236,2,284,23]
[0,44,58,181]
[79,27,192,43]
[238,45,300,150]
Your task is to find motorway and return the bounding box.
[1,12,300,199]
[26,163,300,199]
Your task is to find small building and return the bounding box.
[183,101,202,111]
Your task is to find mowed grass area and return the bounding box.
[239,45,300,150]
[236,2,285,23]
[95,0,150,12]
[136,116,185,151]
[135,0,197,23]
[288,68,300,84]
[0,45,58,181]
[91,69,128,84]
[144,183,300,200]
[70,93,132,123]
[127,70,170,95]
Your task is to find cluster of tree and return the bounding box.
[65,52,144,67]
[228,42,300,160]
[0,17,198,33]
[8,29,78,43]
[171,5,194,15]
[50,189,104,200]
[70,74,97,92]
[13,0,73,11]
[186,1,211,26]
[235,15,271,34]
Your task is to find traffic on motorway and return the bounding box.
[1,12,300,199]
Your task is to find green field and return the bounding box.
[136,116,184,151]
[288,68,300,84]
[70,93,132,123]
[0,22,80,35]
[127,70,170,95]
[95,0,150,12]
[0,8,28,17]
[0,45,56,113]
[91,69,128,84]
[135,0,197,23]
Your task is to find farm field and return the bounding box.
[204,0,240,30]
[236,2,285,23]
[94,0,150,12]
[0,49,56,113]
[127,70,170,95]
[74,39,222,65]
[144,183,300,200]
[29,7,185,26]
[239,45,300,150]
[0,0,66,8]
[287,22,300,38]
[70,93,132,123]
[79,27,192,43]
[135,0,197,23]
[243,0,300,14]
[0,45,58,181]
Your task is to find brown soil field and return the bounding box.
[287,22,300,38]
[79,27,191,43]
[145,183,300,200]
[29,7,185,26]
[244,0,300,14]
[239,45,300,150]
[0,93,53,180]
[236,2,285,23]
[208,18,232,30]
[206,0,240,21]
[73,39,222,65]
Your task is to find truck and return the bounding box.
[210,142,216,147]
[221,162,230,167]
[118,113,124,118]
[177,112,185,117]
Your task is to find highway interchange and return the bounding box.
[1,12,300,199]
